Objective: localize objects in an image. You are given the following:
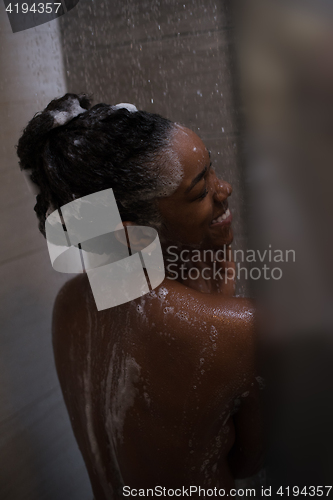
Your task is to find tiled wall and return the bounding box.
[0,8,93,500]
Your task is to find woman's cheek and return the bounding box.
[199,205,212,227]
[203,197,214,217]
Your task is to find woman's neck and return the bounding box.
[162,244,235,295]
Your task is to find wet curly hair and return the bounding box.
[16,93,180,237]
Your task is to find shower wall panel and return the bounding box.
[0,8,92,499]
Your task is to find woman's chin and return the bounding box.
[210,228,233,248]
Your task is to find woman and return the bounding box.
[17,94,263,499]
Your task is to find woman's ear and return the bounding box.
[114,221,154,253]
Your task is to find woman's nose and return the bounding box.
[213,177,232,203]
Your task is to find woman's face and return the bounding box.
[157,125,233,249]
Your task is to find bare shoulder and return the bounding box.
[53,273,91,313]
[141,278,258,397]
[52,273,93,349]
[144,277,256,347]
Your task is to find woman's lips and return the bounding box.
[210,208,232,227]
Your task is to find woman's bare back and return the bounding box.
[52,274,262,499]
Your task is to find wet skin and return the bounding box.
[158,125,233,251]
[52,127,263,499]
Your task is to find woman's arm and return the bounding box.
[228,386,264,478]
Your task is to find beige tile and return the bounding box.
[0,169,33,210]
[0,386,91,499]
[0,249,88,498]
[0,250,74,414]
[64,31,237,134]
[0,198,45,265]
[60,0,233,52]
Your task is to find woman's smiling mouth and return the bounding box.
[211,208,232,227]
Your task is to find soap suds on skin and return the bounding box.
[83,302,113,498]
[157,286,169,302]
[83,372,112,497]
[82,302,141,497]
[104,346,125,492]
[109,348,141,445]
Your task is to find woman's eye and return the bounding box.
[197,188,208,201]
